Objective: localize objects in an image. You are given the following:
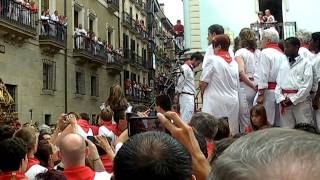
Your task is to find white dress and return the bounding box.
[200,55,240,135]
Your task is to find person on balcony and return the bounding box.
[173,20,184,50]
[21,0,31,26]
[74,24,87,49]
[40,9,50,35]
[176,52,203,123]
[275,37,313,128]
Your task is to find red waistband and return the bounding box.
[268,82,277,90]
[282,89,298,94]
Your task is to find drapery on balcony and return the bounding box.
[0,0,37,39]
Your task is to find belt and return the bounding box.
[281,89,298,115]
[240,77,254,82]
[268,82,277,90]
[181,92,194,96]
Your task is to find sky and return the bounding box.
[158,0,184,25]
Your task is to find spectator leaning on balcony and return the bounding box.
[40,9,50,35]
[74,24,87,49]
[173,20,184,50]
[264,9,275,23]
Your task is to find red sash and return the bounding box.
[63,166,95,180]
[77,119,91,133]
[266,43,284,54]
[101,155,113,173]
[101,121,119,136]
[268,82,277,90]
[27,157,40,171]
[0,172,27,180]
[281,89,298,114]
[216,51,232,64]
[90,125,99,136]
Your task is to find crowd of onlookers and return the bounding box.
[40,9,67,41]
[1,0,37,25]
[124,79,152,100]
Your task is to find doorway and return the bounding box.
[259,0,283,23]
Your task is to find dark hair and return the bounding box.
[114,132,192,180]
[100,106,113,122]
[250,105,269,131]
[211,138,237,163]
[194,132,208,158]
[132,105,149,114]
[214,117,230,141]
[294,123,317,134]
[155,94,172,112]
[39,132,51,141]
[114,110,126,123]
[311,32,320,48]
[0,137,27,172]
[285,37,301,48]
[14,127,37,153]
[208,24,224,35]
[212,35,231,51]
[35,169,67,180]
[239,28,257,50]
[278,39,285,52]
[189,112,218,140]
[35,140,53,168]
[0,124,15,142]
[79,113,90,121]
[190,52,203,62]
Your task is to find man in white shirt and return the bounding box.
[275,37,313,128]
[310,32,320,130]
[50,10,59,22]
[200,35,240,135]
[255,28,287,126]
[297,30,315,60]
[176,52,203,123]
[265,9,275,23]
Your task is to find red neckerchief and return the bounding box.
[184,60,194,70]
[206,143,214,157]
[0,171,27,180]
[77,119,91,133]
[101,155,113,173]
[64,166,95,180]
[301,43,309,49]
[266,43,284,54]
[101,121,119,135]
[90,125,99,136]
[216,51,232,64]
[247,48,256,53]
[27,156,40,171]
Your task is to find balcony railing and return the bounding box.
[141,2,146,15]
[122,12,132,28]
[125,83,152,103]
[106,0,119,12]
[0,0,37,34]
[135,0,143,10]
[39,19,67,46]
[250,21,296,40]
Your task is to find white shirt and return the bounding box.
[299,47,315,61]
[25,164,47,180]
[275,56,313,105]
[200,55,239,116]
[94,171,112,180]
[76,124,93,139]
[50,14,59,22]
[175,63,195,94]
[235,48,259,78]
[202,44,235,69]
[255,48,287,89]
[266,15,275,23]
[98,126,116,144]
[312,53,320,92]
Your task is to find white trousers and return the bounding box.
[254,90,279,126]
[179,94,194,124]
[279,100,313,128]
[316,110,320,130]
[239,83,256,132]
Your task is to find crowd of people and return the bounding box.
[1,0,37,25]
[40,9,67,41]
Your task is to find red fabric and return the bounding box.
[63,166,95,180]
[184,60,194,70]
[266,43,284,54]
[244,126,253,134]
[77,119,91,133]
[90,125,99,135]
[0,172,27,180]
[101,155,113,173]
[281,90,298,115]
[27,157,40,171]
[301,43,309,49]
[173,24,184,33]
[268,82,277,90]
[206,143,214,157]
[101,121,119,136]
[216,51,232,64]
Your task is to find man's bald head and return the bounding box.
[59,133,87,168]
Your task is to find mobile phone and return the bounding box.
[128,116,165,137]
[87,136,106,156]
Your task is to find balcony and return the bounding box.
[106,53,123,74]
[141,2,147,16]
[106,0,119,13]
[122,12,132,29]
[39,20,66,56]
[124,82,152,104]
[135,54,143,69]
[250,21,297,40]
[123,48,131,63]
[0,0,37,45]
[135,0,143,10]
[73,35,106,68]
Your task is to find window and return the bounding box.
[45,114,51,125]
[43,60,56,93]
[74,10,79,28]
[108,28,113,45]
[89,19,94,33]
[131,73,136,83]
[41,0,49,13]
[5,84,17,113]
[137,43,140,55]
[90,75,99,97]
[76,71,85,95]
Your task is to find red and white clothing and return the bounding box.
[275,55,313,128]
[77,119,93,139]
[235,48,260,132]
[202,44,235,69]
[200,51,240,135]
[313,53,320,130]
[63,166,111,180]
[98,121,118,144]
[254,44,286,125]
[0,171,27,180]
[176,62,195,123]
[25,157,47,180]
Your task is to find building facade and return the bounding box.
[0,0,173,124]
